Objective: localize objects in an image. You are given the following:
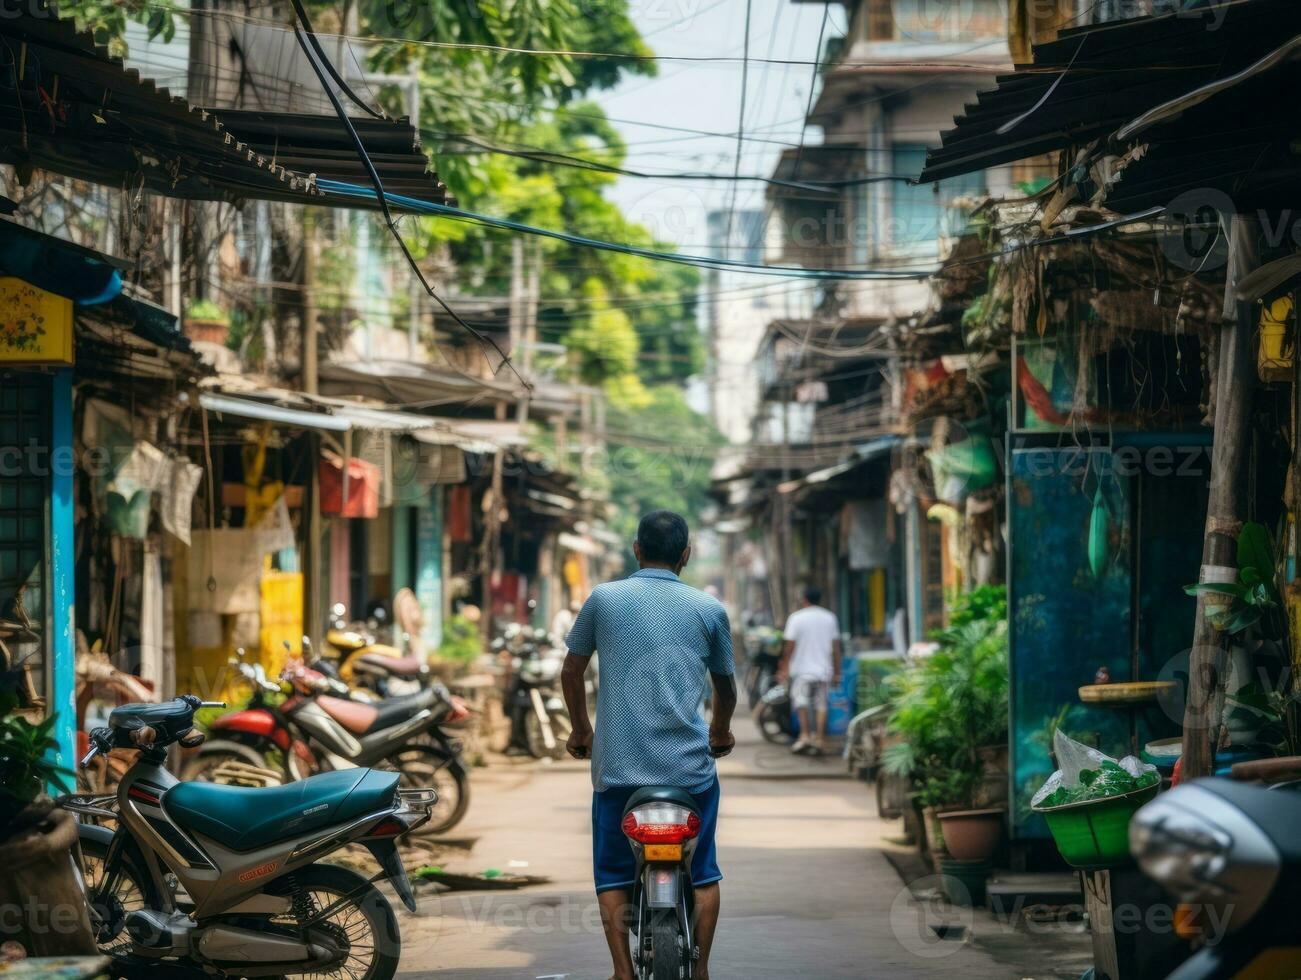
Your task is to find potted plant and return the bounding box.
[182,297,231,345]
[883,587,1010,866]
[0,672,96,956]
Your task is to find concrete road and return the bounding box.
[396,721,1013,979]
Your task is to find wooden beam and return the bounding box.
[1181,214,1259,779]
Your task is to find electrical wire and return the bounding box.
[723,0,756,248]
[284,0,386,120]
[316,178,936,281]
[286,12,527,388]
[791,1,831,183]
[429,129,909,189]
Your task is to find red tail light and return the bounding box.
[367,816,407,838]
[621,804,701,845]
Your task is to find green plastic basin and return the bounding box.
[1033,782,1159,870]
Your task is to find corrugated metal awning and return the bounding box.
[777,435,900,494]
[199,392,351,431]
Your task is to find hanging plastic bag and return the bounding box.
[1031,729,1159,809]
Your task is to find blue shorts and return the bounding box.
[592,780,723,895]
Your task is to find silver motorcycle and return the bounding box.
[64,694,434,979]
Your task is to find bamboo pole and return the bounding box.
[1181,214,1259,779]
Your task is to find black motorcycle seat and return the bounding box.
[367,689,439,734]
[623,786,700,817]
[107,698,198,746]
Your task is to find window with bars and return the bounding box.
[0,372,50,697]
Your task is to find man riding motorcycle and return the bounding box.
[560,510,737,980]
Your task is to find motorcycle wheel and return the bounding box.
[78,835,158,955]
[756,703,794,745]
[179,744,295,786]
[650,908,686,980]
[483,692,513,755]
[269,863,400,980]
[380,744,471,835]
[743,664,763,710]
[525,710,570,760]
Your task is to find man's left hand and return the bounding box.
[709,728,735,758]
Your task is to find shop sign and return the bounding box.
[0,276,74,365]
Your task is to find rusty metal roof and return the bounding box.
[919,0,1301,186]
[0,3,450,208]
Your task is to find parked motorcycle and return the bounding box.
[183,652,471,834]
[495,624,575,760]
[754,682,795,745]
[622,788,705,979]
[323,602,428,697]
[741,626,783,709]
[64,694,433,979]
[1130,758,1301,979]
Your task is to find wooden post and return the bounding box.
[1181,214,1259,779]
[302,212,318,395]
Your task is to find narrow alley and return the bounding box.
[400,720,1011,980]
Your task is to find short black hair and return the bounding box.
[804,585,823,605]
[637,510,690,565]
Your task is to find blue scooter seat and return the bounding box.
[164,768,398,852]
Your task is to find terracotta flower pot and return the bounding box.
[936,807,1004,862]
[0,803,97,957]
[183,316,228,345]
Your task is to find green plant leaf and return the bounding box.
[1218,605,1262,635]
[1237,522,1280,603]
[1185,582,1246,599]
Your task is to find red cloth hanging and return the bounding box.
[448,484,472,543]
[319,453,380,518]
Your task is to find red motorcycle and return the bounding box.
[183,652,471,835]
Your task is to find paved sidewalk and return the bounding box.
[396,719,1016,979]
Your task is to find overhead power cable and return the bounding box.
[316,178,936,281]
[285,0,386,120]
[430,130,911,190]
[287,2,526,387]
[723,0,756,247]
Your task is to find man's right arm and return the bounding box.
[561,654,593,759]
[778,615,796,682]
[707,604,738,757]
[561,592,598,760]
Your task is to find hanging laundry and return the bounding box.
[159,456,203,545]
[252,494,297,555]
[105,440,166,539]
[319,451,380,518]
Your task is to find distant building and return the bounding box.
[703,210,809,444]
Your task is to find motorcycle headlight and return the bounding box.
[1129,782,1282,935]
[1130,808,1231,900]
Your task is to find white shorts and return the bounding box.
[790,675,830,712]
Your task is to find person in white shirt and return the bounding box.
[778,586,842,756]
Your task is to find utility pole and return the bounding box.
[302,209,321,647]
[1181,214,1260,779]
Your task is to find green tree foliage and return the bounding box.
[601,386,723,568]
